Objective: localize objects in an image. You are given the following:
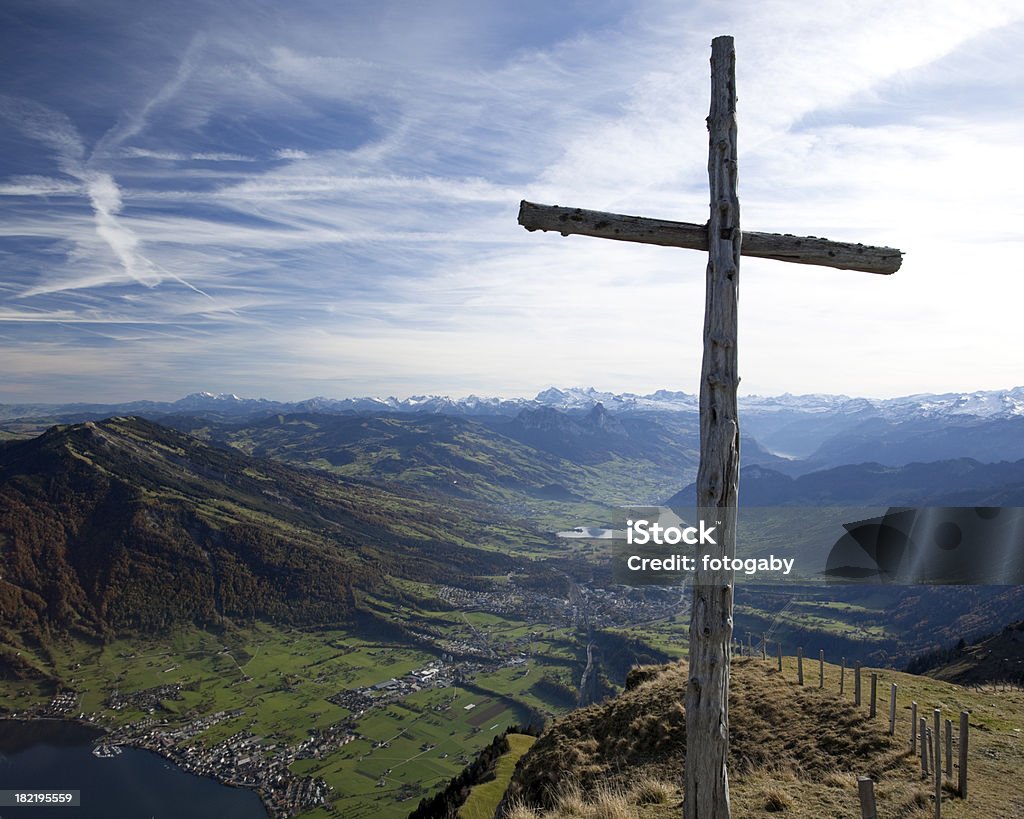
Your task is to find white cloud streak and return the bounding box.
[2,0,1024,401]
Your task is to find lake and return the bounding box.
[0,720,267,818]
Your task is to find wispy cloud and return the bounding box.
[0,96,163,290]
[94,33,208,157]
[2,0,1024,402]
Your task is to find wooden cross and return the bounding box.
[516,36,901,819]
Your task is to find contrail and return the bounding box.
[94,32,207,157]
[1,36,212,297]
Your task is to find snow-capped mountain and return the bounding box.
[3,386,1023,423]
[877,387,1024,419]
[527,386,1024,421]
[4,385,1024,472]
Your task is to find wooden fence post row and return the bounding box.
[766,653,969,809]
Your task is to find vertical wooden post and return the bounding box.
[858,776,877,819]
[934,709,942,819]
[944,718,952,777]
[761,633,766,661]
[777,641,782,672]
[840,657,845,695]
[888,683,897,736]
[958,711,969,798]
[869,673,878,718]
[797,646,804,685]
[920,717,928,775]
[855,661,862,706]
[819,649,824,688]
[684,35,739,819]
[911,701,918,753]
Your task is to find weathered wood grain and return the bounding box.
[684,34,738,819]
[518,201,903,274]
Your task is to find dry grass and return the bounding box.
[762,785,793,812]
[501,657,1024,819]
[629,775,674,806]
[515,780,675,819]
[504,802,540,819]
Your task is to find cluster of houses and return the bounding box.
[106,683,183,712]
[108,711,330,817]
[437,579,686,631]
[437,584,577,624]
[29,691,79,717]
[328,660,451,715]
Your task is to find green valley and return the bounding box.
[4,412,1024,817]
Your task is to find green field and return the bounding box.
[2,612,585,819]
[459,733,537,819]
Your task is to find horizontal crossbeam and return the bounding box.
[518,200,902,274]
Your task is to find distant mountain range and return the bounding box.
[5,385,1024,423]
[671,458,1024,507]
[5,385,1024,479]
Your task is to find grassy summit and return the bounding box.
[503,657,1024,818]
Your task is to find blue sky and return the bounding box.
[2,0,1023,403]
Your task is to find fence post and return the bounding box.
[747,633,752,657]
[819,649,824,689]
[855,661,862,706]
[934,709,942,819]
[920,717,928,775]
[958,711,969,798]
[840,657,845,695]
[870,673,878,718]
[762,633,767,661]
[888,683,897,736]
[944,718,952,778]
[797,646,804,686]
[777,641,783,672]
[911,701,918,753]
[928,727,934,775]
[858,776,877,819]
